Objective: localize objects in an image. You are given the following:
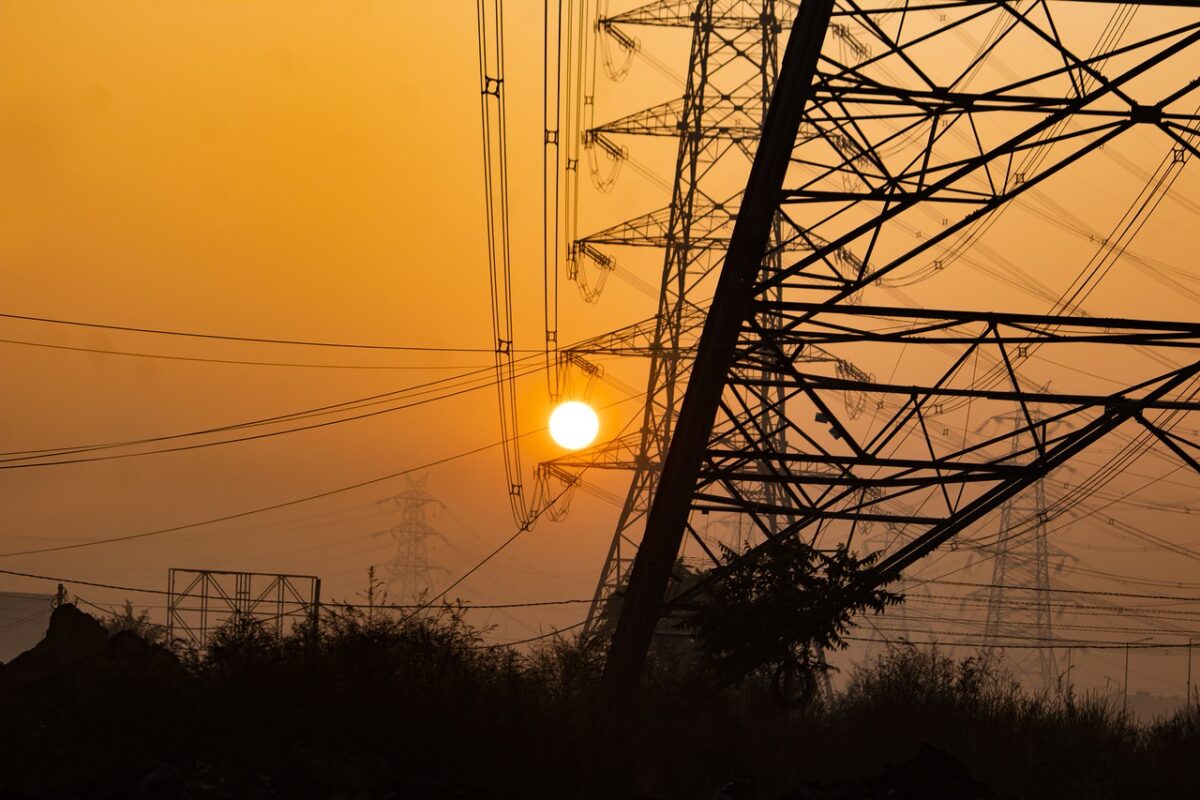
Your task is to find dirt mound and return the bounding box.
[0,602,183,692]
[0,603,109,681]
[784,743,992,799]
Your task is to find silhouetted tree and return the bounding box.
[688,537,902,696]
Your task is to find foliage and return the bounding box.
[6,576,1200,799]
[840,641,1020,709]
[102,599,168,645]
[687,537,903,681]
[825,644,1158,798]
[524,630,606,703]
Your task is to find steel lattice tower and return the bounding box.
[557,1,873,634]
[600,0,1200,699]
[979,413,1061,689]
[572,0,795,633]
[378,478,444,603]
[984,477,1057,684]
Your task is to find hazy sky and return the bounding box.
[0,1,634,636]
[2,1,1200,703]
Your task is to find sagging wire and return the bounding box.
[544,0,563,403]
[478,0,535,526]
[480,1,615,527]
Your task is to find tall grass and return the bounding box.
[822,644,1146,799]
[2,602,1197,798]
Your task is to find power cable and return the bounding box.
[844,634,1187,651]
[0,565,592,612]
[0,309,678,357]
[0,566,168,595]
[0,360,547,470]
[0,442,504,558]
[350,598,590,611]
[0,311,504,353]
[0,336,489,370]
[924,579,1200,605]
[0,392,642,558]
[475,618,587,649]
[0,359,530,460]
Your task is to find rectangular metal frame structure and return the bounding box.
[167,568,321,651]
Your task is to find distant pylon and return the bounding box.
[377,476,445,603]
[861,521,930,657]
[979,412,1063,690]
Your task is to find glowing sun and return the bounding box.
[549,401,599,450]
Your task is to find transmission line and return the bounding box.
[0,336,492,370]
[0,390,642,559]
[0,310,506,352]
[0,359,548,469]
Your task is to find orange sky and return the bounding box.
[2,1,1200,701]
[0,1,634,637]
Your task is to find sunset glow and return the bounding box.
[548,401,599,450]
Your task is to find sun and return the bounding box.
[548,401,599,450]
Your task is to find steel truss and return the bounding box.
[167,568,321,651]
[570,0,797,632]
[378,478,445,604]
[975,409,1065,690]
[603,0,1200,694]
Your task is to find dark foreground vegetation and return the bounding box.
[0,600,1196,800]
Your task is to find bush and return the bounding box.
[102,599,168,645]
[4,586,1199,798]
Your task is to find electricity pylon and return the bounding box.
[478,0,863,619]
[377,477,444,603]
[983,476,1057,685]
[555,2,876,634]
[601,0,1200,700]
[569,0,801,634]
[979,412,1064,690]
